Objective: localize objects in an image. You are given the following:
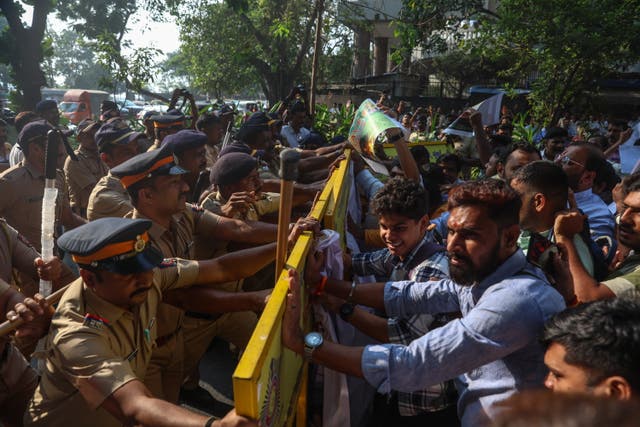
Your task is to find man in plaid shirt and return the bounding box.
[338,178,459,425]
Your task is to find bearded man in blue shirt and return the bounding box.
[283,179,566,427]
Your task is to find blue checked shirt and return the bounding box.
[351,233,457,415]
[361,250,565,427]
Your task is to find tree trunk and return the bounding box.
[0,0,51,110]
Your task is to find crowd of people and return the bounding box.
[0,88,638,427]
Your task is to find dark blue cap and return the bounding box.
[17,119,54,149]
[218,143,252,157]
[35,99,58,113]
[150,112,185,129]
[58,218,163,274]
[95,119,144,153]
[110,143,187,189]
[210,152,257,187]
[161,129,207,155]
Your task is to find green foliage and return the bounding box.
[511,112,539,145]
[42,29,109,88]
[474,0,640,125]
[174,0,353,102]
[313,102,355,140]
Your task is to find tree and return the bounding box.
[42,29,109,89]
[0,1,52,109]
[0,0,162,110]
[476,0,640,124]
[175,0,328,104]
[397,0,640,124]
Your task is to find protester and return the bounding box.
[283,179,565,426]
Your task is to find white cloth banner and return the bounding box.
[314,230,351,427]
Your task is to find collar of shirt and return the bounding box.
[82,281,128,324]
[574,188,594,203]
[475,250,536,294]
[22,160,45,180]
[394,232,432,271]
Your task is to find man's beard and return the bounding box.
[448,241,502,286]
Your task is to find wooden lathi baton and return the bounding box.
[0,284,69,337]
[275,149,301,282]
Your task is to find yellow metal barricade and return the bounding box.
[233,150,352,426]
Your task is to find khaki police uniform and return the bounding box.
[0,279,38,425]
[200,190,280,222]
[87,173,134,221]
[135,205,257,401]
[205,144,219,168]
[64,146,109,216]
[25,259,199,427]
[0,161,70,253]
[0,217,76,297]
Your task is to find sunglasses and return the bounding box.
[556,155,585,168]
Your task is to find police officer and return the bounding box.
[1,280,52,427]
[87,119,144,221]
[24,217,261,427]
[64,119,108,217]
[146,111,186,151]
[0,120,85,253]
[162,129,209,203]
[110,145,283,403]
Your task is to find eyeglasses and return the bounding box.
[556,155,585,168]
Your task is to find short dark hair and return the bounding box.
[196,112,220,131]
[448,179,521,227]
[289,101,306,115]
[505,142,541,163]
[437,153,462,172]
[623,172,640,194]
[371,177,428,221]
[542,296,640,392]
[511,161,568,211]
[545,126,569,140]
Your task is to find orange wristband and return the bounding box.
[313,275,328,296]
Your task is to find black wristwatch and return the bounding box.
[339,302,355,321]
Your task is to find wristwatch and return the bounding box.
[339,302,355,321]
[303,332,324,361]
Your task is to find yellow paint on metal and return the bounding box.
[233,150,353,425]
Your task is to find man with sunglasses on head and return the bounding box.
[555,142,615,247]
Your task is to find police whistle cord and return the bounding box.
[275,149,301,283]
[40,130,60,298]
[0,284,69,337]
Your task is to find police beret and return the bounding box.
[35,99,58,113]
[111,143,187,188]
[210,152,257,187]
[101,100,119,114]
[17,119,54,149]
[77,119,99,135]
[161,129,207,155]
[149,112,185,129]
[218,143,252,157]
[95,119,144,153]
[58,218,163,274]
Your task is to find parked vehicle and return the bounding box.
[59,89,110,124]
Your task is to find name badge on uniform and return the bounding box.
[83,313,109,330]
